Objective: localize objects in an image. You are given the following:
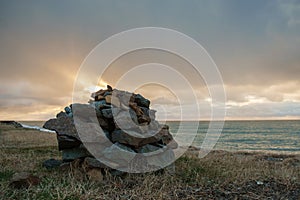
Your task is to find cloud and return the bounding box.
[0,1,299,120]
[151,97,179,106]
[278,0,300,27]
[226,101,300,120]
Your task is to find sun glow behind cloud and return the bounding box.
[0,0,300,120]
[84,80,109,94]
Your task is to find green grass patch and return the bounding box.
[0,170,14,182]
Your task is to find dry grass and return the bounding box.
[0,123,57,148]
[0,123,299,199]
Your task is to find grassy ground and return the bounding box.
[0,123,299,199]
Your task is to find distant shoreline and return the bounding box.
[1,121,299,156]
[8,119,300,123]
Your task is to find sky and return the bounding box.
[0,0,300,120]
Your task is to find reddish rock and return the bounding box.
[105,95,112,104]
[9,172,40,189]
[86,168,103,182]
[91,89,107,99]
[129,102,151,124]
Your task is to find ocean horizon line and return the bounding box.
[10,118,300,123]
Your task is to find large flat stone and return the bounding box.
[57,135,81,150]
[62,145,91,161]
[114,110,138,130]
[111,129,160,148]
[102,142,136,168]
[43,113,80,141]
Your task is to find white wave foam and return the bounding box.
[20,123,56,133]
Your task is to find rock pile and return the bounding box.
[43,85,178,175]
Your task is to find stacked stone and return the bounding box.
[43,85,178,174]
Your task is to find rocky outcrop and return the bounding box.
[0,121,22,128]
[43,85,178,175]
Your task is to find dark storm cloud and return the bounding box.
[0,0,299,119]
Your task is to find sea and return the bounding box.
[166,120,300,154]
[20,120,300,154]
